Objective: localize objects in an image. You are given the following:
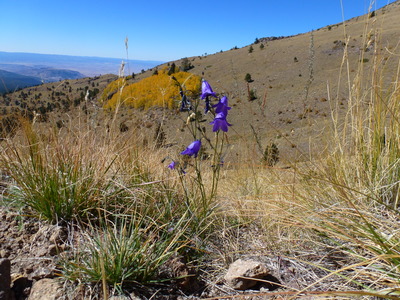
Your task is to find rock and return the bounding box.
[224,259,270,290]
[0,250,10,259]
[28,279,63,300]
[30,266,54,280]
[159,254,199,292]
[0,259,11,300]
[36,246,48,257]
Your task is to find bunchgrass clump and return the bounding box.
[61,212,191,296]
[0,120,118,223]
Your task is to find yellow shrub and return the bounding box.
[102,69,201,110]
[99,78,126,104]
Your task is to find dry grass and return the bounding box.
[209,5,400,298]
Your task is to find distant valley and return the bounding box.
[0,51,164,94]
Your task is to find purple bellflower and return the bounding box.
[213,96,231,115]
[200,80,216,99]
[210,112,232,132]
[181,140,202,158]
[168,161,176,170]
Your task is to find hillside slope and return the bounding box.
[1,1,400,163]
[159,0,400,161]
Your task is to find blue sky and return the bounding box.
[0,0,395,62]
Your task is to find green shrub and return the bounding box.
[244,73,253,83]
[248,88,257,101]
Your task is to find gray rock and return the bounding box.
[224,258,270,290]
[0,250,10,259]
[28,279,63,300]
[30,266,54,280]
[0,258,11,300]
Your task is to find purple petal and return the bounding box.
[181,140,202,157]
[220,96,229,106]
[215,112,226,120]
[180,148,191,155]
[213,97,231,115]
[210,115,232,132]
[220,121,229,132]
[211,120,219,132]
[201,80,217,99]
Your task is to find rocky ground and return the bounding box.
[0,202,347,300]
[0,206,273,300]
[0,206,67,299]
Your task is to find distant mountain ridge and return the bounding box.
[0,51,165,94]
[0,51,164,77]
[0,69,42,94]
[0,64,85,81]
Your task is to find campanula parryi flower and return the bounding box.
[210,112,231,132]
[180,140,202,157]
[213,96,231,115]
[200,80,216,99]
[168,161,176,169]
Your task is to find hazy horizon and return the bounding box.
[0,50,164,64]
[0,51,164,77]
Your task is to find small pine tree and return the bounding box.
[180,58,193,71]
[249,89,257,101]
[168,62,176,75]
[369,10,375,18]
[260,43,264,50]
[248,45,254,53]
[254,37,260,44]
[245,73,253,83]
